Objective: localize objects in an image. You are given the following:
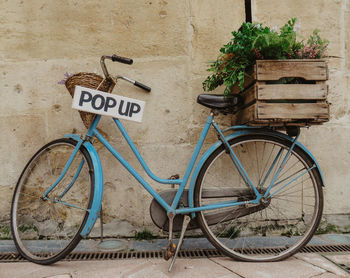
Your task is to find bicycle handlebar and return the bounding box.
[116,75,151,92]
[111,54,133,65]
[100,54,151,93]
[134,81,151,92]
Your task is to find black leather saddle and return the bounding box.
[197,94,243,113]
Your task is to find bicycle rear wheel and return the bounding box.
[11,138,94,264]
[194,134,323,262]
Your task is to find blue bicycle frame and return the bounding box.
[45,113,324,238]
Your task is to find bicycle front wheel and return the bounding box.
[11,138,94,264]
[194,134,323,262]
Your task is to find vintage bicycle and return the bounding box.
[10,54,323,271]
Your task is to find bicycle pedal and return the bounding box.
[164,241,176,261]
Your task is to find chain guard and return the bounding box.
[150,188,268,232]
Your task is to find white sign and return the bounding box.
[72,86,146,123]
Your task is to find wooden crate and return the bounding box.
[232,60,330,127]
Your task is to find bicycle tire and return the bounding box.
[194,134,323,262]
[11,138,95,265]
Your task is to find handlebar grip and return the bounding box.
[111,54,133,65]
[134,81,151,92]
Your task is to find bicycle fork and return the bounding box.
[42,140,85,204]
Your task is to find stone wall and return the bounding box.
[252,0,350,231]
[1,0,349,237]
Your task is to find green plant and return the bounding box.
[315,223,338,235]
[221,226,240,238]
[18,224,38,233]
[281,228,301,237]
[296,29,329,59]
[252,18,304,59]
[0,225,11,239]
[134,229,154,240]
[202,18,328,95]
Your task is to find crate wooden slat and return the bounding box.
[232,60,330,127]
[257,84,328,100]
[256,103,329,119]
[239,83,328,106]
[255,59,328,81]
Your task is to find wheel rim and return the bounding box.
[197,137,321,261]
[12,141,93,261]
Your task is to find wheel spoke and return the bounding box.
[11,139,93,264]
[195,135,322,262]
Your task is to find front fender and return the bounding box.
[188,128,325,211]
[64,134,104,237]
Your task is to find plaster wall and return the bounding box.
[1,0,349,236]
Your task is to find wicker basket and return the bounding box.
[65,72,115,128]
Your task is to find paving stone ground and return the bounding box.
[1,237,350,277]
[1,253,349,278]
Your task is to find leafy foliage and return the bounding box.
[134,229,154,240]
[202,18,328,95]
[296,29,329,59]
[221,226,240,238]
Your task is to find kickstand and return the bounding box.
[168,215,191,272]
[100,205,103,243]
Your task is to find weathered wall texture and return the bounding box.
[252,0,350,231]
[1,0,349,236]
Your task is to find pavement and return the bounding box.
[1,253,350,278]
[1,237,350,278]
